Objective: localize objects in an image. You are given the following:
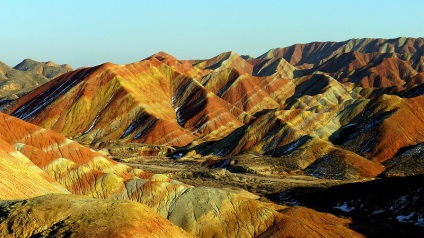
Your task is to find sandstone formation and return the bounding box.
[258,206,364,238]
[7,37,424,179]
[0,194,191,238]
[0,136,69,200]
[0,194,363,238]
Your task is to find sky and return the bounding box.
[1,0,423,68]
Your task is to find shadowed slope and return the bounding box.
[273,175,424,237]
[196,51,254,74]
[9,61,196,146]
[316,52,420,88]
[8,57,253,147]
[259,206,364,238]
[202,68,295,114]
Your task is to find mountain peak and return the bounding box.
[149,51,176,60]
[13,58,73,79]
[200,51,253,73]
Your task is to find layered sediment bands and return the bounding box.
[259,37,424,67]
[284,73,357,113]
[253,56,298,78]
[173,74,243,139]
[0,137,69,199]
[203,69,295,114]
[314,52,420,88]
[167,186,363,237]
[197,51,254,74]
[331,94,424,163]
[10,61,196,146]
[0,112,189,213]
[0,194,192,238]
[7,37,424,179]
[168,186,277,237]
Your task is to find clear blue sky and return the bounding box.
[1,0,423,68]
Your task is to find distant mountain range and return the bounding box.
[0,59,72,109]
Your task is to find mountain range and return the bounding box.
[6,37,424,179]
[1,37,423,237]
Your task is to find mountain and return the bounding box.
[259,37,424,68]
[0,59,72,110]
[7,37,424,180]
[13,58,72,78]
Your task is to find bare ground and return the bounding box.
[118,156,359,201]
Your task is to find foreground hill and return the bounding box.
[0,194,191,238]
[7,37,424,180]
